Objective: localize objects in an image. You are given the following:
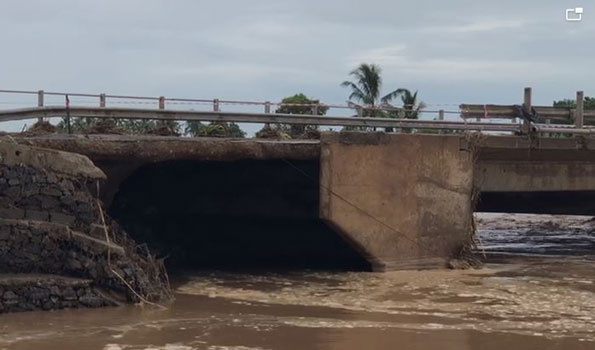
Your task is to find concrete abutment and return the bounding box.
[319,133,475,270]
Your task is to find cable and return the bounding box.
[0,89,465,114]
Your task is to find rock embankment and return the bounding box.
[0,274,111,312]
[0,142,171,313]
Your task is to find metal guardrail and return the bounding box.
[461,89,594,126]
[0,105,522,132]
[0,87,594,135]
[460,105,595,121]
[0,88,455,114]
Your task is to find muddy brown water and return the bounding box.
[1,213,595,350]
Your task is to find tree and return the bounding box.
[553,96,595,126]
[185,121,207,136]
[341,63,421,131]
[394,88,426,120]
[151,120,182,136]
[56,117,180,135]
[185,121,245,138]
[553,97,595,110]
[118,119,158,134]
[275,93,328,137]
[341,63,401,117]
[56,117,95,133]
[548,96,595,138]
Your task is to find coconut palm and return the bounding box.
[342,63,414,132]
[341,63,403,119]
[389,88,426,120]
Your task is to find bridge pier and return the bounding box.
[319,133,475,271]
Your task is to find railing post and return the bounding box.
[523,87,532,133]
[99,93,106,108]
[213,98,220,112]
[438,109,444,121]
[575,90,584,129]
[65,94,71,135]
[311,103,319,115]
[159,96,165,110]
[263,101,271,128]
[37,90,44,123]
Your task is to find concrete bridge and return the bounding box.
[3,87,594,270]
[17,132,595,271]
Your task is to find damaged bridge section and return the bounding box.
[0,142,170,313]
[18,132,595,272]
[17,134,477,271]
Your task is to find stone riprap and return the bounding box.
[0,141,171,313]
[0,274,114,313]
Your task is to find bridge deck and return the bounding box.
[15,133,595,162]
[16,134,320,162]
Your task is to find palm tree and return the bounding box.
[395,89,426,119]
[341,64,402,119]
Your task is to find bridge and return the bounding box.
[0,87,594,134]
[3,88,595,270]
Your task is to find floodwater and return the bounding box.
[1,213,595,350]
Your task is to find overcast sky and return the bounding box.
[0,0,593,130]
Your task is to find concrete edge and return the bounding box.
[0,141,105,179]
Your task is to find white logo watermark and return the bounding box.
[566,7,584,22]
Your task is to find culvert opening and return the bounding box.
[476,191,595,216]
[109,159,371,271]
[475,192,595,259]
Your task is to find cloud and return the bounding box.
[347,45,561,82]
[0,0,594,133]
[429,19,530,33]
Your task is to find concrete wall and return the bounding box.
[21,134,595,198]
[475,135,595,192]
[319,133,475,270]
[475,161,595,192]
[19,135,319,206]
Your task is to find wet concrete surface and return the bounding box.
[1,213,594,349]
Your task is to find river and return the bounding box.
[1,213,594,349]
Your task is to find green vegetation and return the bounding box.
[341,63,424,131]
[274,93,328,138]
[57,116,247,138]
[546,96,595,137]
[56,117,96,133]
[341,63,400,117]
[396,89,426,120]
[56,117,181,135]
[48,63,424,137]
[255,93,327,139]
[553,96,595,110]
[551,96,595,128]
[119,119,161,134]
[185,121,246,138]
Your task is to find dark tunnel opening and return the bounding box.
[109,159,372,272]
[476,191,595,215]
